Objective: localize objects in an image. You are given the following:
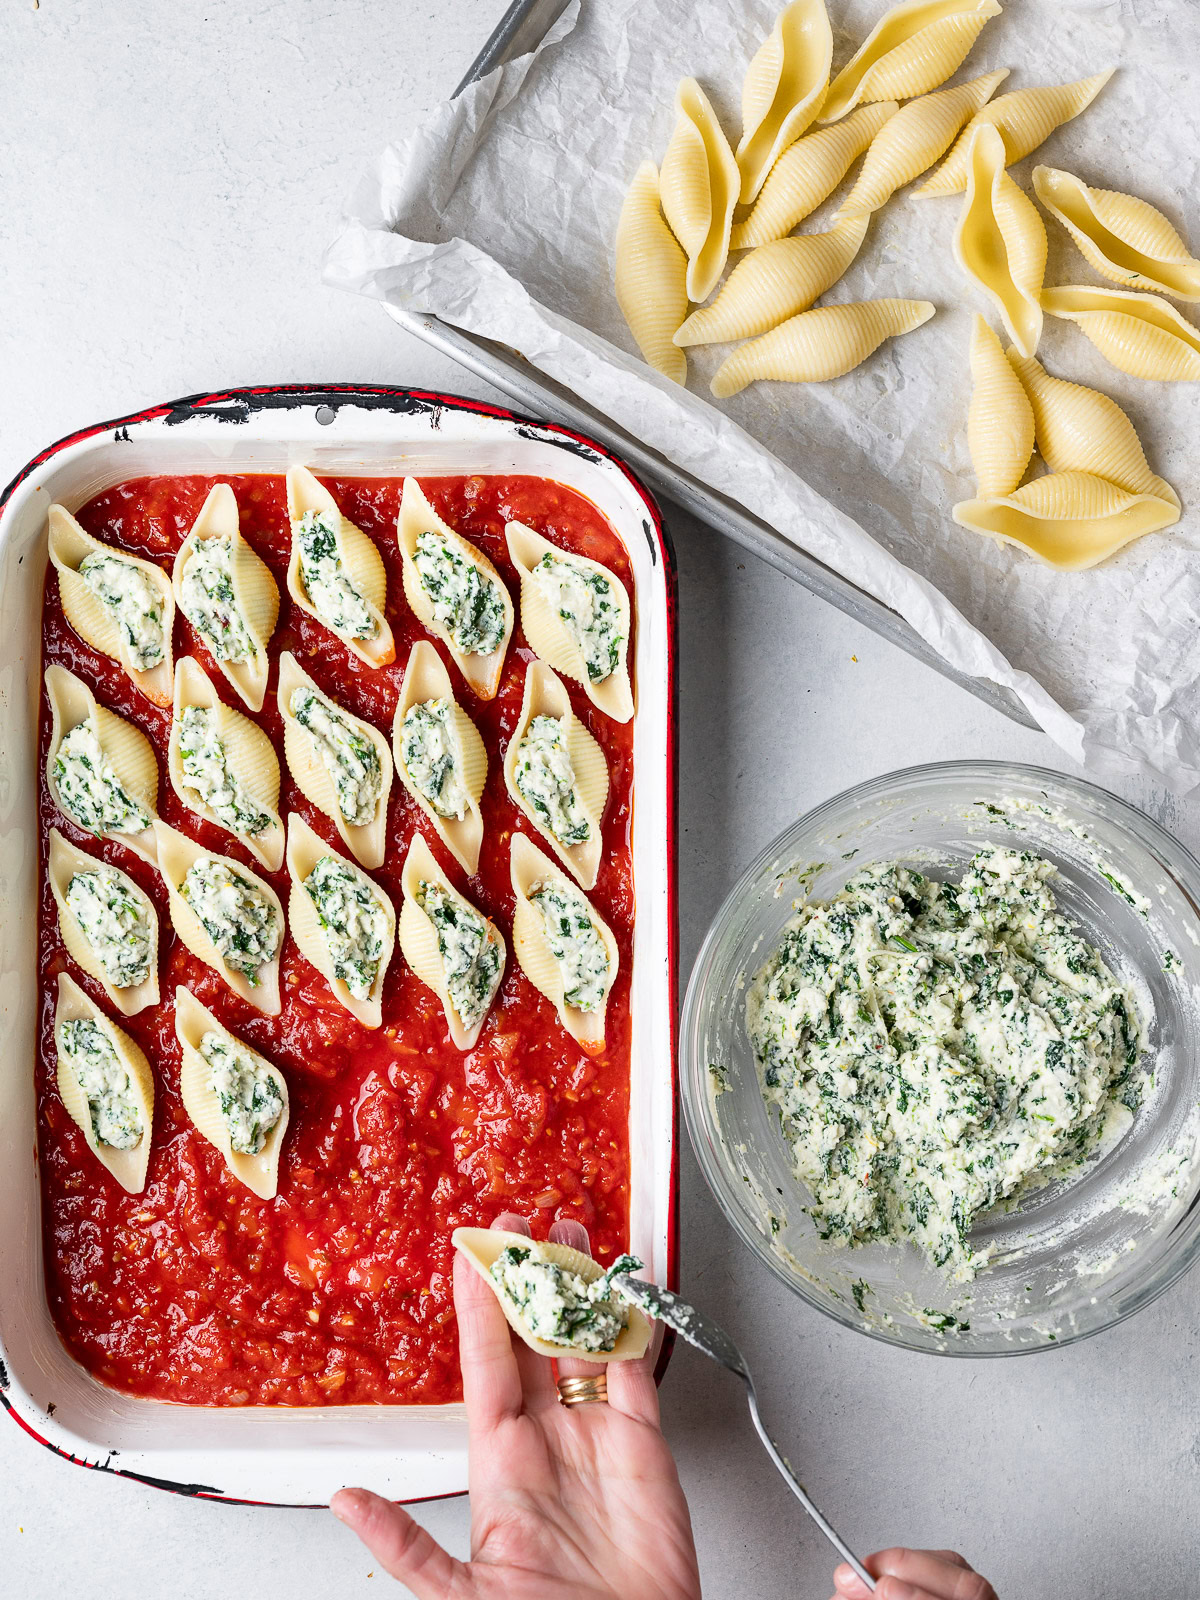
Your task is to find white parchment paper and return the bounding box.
[325,0,1200,789]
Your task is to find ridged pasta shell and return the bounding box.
[168,656,284,872]
[614,162,689,384]
[966,314,1034,498]
[48,829,160,1016]
[391,641,487,876]
[917,71,1114,198]
[710,297,935,396]
[174,986,289,1200]
[819,0,1002,125]
[953,124,1045,357]
[953,471,1179,569]
[675,216,868,346]
[154,820,283,1015]
[1041,284,1200,382]
[277,651,393,870]
[503,662,609,890]
[837,68,1008,218]
[660,78,741,302]
[505,522,634,724]
[398,834,505,1051]
[1033,166,1200,303]
[54,971,154,1194]
[736,0,833,204]
[398,478,514,699]
[285,811,395,1030]
[48,506,175,706]
[510,832,619,1055]
[44,664,159,864]
[171,484,279,712]
[730,102,898,249]
[452,1227,652,1363]
[286,466,395,668]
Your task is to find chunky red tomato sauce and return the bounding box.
[36,472,635,1406]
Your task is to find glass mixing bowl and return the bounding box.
[681,761,1200,1356]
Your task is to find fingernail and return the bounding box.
[330,1488,365,1524]
[549,1218,591,1253]
[878,1580,917,1600]
[832,1566,872,1598]
[493,1212,531,1236]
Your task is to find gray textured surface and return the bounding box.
[1,3,1195,1598]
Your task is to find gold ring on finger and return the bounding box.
[557,1372,608,1406]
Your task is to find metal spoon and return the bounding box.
[614,1274,876,1592]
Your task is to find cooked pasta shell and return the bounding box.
[453,1227,652,1363]
[837,68,1008,218]
[48,829,160,1016]
[710,297,934,396]
[614,161,689,384]
[1033,166,1200,303]
[819,0,1002,125]
[54,971,154,1193]
[953,125,1045,357]
[277,651,393,870]
[154,820,284,1015]
[917,71,1114,198]
[736,0,833,204]
[285,811,395,1030]
[398,477,514,699]
[503,662,609,890]
[48,506,175,706]
[171,483,279,712]
[1041,284,1200,382]
[730,102,898,249]
[391,641,487,876]
[660,78,741,302]
[675,216,868,346]
[398,834,505,1051]
[510,832,619,1055]
[174,986,289,1200]
[168,656,284,872]
[505,522,634,724]
[286,466,395,668]
[45,664,159,864]
[953,471,1179,570]
[966,314,1034,498]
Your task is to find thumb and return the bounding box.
[331,1487,460,1598]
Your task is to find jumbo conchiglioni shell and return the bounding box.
[819,0,1002,125]
[169,656,284,872]
[675,215,868,346]
[174,986,289,1200]
[54,971,155,1193]
[917,71,1114,197]
[285,812,395,1030]
[48,829,160,1016]
[286,466,395,668]
[392,640,487,875]
[1040,284,1200,382]
[398,478,514,699]
[171,483,279,712]
[510,832,619,1055]
[953,471,1179,569]
[710,297,935,396]
[615,162,689,384]
[953,124,1045,357]
[452,1227,652,1363]
[45,664,159,864]
[660,78,741,302]
[48,506,175,706]
[398,834,505,1051]
[154,820,283,1015]
[277,651,393,870]
[503,662,609,890]
[736,0,833,204]
[1033,166,1200,303]
[966,314,1034,498]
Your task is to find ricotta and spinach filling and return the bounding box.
[178,535,255,662]
[57,1018,143,1149]
[289,686,381,828]
[531,553,624,685]
[78,552,165,671]
[513,715,590,846]
[399,699,469,819]
[54,719,149,836]
[180,856,280,983]
[747,848,1144,1279]
[177,706,272,836]
[489,1245,643,1352]
[416,880,502,1029]
[200,1031,283,1155]
[413,530,506,656]
[304,854,388,1001]
[294,510,377,641]
[65,867,153,989]
[528,880,610,1013]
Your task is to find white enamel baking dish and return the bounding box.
[0,385,678,1506]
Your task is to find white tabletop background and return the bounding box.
[2,3,1196,1596]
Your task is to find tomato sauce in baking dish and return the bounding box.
[35,472,635,1406]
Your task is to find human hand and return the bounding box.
[332,1213,702,1600]
[831,1547,997,1600]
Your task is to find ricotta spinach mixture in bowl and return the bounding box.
[399,699,468,819]
[413,530,506,656]
[56,1019,143,1149]
[294,511,377,641]
[490,1245,642,1353]
[531,553,624,685]
[78,552,165,671]
[201,1032,283,1155]
[747,848,1143,1280]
